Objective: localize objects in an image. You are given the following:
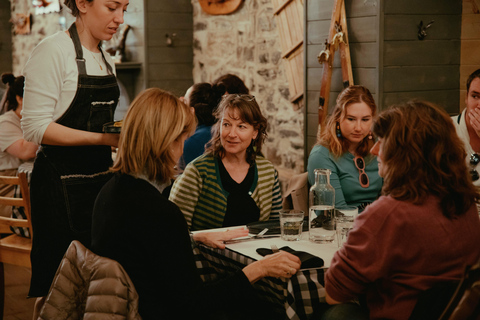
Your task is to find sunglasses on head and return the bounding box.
[470,153,480,181]
[354,156,370,188]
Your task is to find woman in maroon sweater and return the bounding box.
[320,100,480,320]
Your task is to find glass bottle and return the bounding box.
[309,168,335,243]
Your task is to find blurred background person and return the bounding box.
[320,101,480,320]
[213,73,249,95]
[170,94,282,230]
[92,88,301,320]
[0,73,38,217]
[178,82,224,171]
[307,85,382,211]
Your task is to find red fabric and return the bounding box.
[325,195,480,320]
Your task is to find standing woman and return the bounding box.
[170,94,282,230]
[21,0,129,305]
[307,85,382,210]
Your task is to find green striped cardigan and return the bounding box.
[169,154,282,231]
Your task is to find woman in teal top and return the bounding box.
[307,86,382,210]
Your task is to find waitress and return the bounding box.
[21,0,129,308]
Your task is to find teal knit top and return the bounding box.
[169,154,282,231]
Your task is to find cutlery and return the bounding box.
[224,228,279,244]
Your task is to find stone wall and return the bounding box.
[192,0,305,178]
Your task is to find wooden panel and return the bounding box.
[461,40,480,65]
[147,0,193,12]
[147,29,193,47]
[461,13,480,39]
[148,63,193,81]
[283,46,304,102]
[345,0,378,18]
[149,80,193,97]
[384,15,461,41]
[307,20,331,44]
[307,136,317,156]
[307,112,320,137]
[460,65,480,89]
[348,16,377,43]
[307,0,334,21]
[383,66,459,92]
[308,42,377,68]
[148,47,192,64]
[382,89,459,114]
[147,12,193,29]
[307,90,339,114]
[385,0,462,15]
[384,40,460,66]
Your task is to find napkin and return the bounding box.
[256,246,324,269]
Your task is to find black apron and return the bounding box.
[29,23,119,297]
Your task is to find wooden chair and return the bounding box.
[0,172,32,319]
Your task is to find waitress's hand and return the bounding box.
[103,133,120,148]
[193,228,249,249]
[242,251,301,283]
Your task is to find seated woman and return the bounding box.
[169,94,282,230]
[307,85,382,210]
[178,82,224,170]
[91,88,301,320]
[0,73,38,217]
[320,101,480,320]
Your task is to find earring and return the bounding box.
[336,122,342,138]
[368,131,373,140]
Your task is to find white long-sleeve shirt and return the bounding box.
[22,30,115,145]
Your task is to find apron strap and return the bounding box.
[68,23,87,75]
[68,23,114,75]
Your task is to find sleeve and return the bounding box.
[307,146,348,207]
[22,37,67,144]
[324,199,396,302]
[269,169,282,221]
[168,163,202,229]
[0,118,23,152]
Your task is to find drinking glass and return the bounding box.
[280,210,304,241]
[335,206,358,248]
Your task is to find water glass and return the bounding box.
[335,206,358,248]
[280,210,304,241]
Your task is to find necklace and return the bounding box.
[89,51,103,70]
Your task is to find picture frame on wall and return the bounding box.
[32,0,60,15]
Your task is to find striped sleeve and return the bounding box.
[269,169,282,221]
[169,164,202,229]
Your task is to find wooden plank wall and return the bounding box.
[461,0,480,111]
[306,0,379,155]
[145,0,193,96]
[382,0,462,115]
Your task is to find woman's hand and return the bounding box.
[242,251,301,283]
[192,228,249,249]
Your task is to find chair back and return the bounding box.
[439,258,480,320]
[38,240,141,320]
[0,172,33,237]
[282,172,309,215]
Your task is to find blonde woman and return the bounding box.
[307,85,382,210]
[92,88,301,320]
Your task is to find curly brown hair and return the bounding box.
[206,94,267,165]
[373,100,479,218]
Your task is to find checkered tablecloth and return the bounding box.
[11,162,33,237]
[193,243,327,320]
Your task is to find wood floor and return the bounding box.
[4,263,34,320]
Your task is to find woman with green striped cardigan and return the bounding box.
[169,94,282,231]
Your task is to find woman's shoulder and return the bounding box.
[255,155,276,170]
[309,144,333,157]
[0,110,20,126]
[33,31,72,53]
[25,31,73,71]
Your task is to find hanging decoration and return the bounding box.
[32,0,60,15]
[10,13,32,35]
[198,0,243,15]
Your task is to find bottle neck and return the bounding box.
[314,172,330,185]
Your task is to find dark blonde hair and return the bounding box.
[206,94,267,165]
[319,85,377,158]
[373,100,479,218]
[112,88,196,183]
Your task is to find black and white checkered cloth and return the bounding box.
[193,244,327,320]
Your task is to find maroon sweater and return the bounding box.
[325,195,480,320]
